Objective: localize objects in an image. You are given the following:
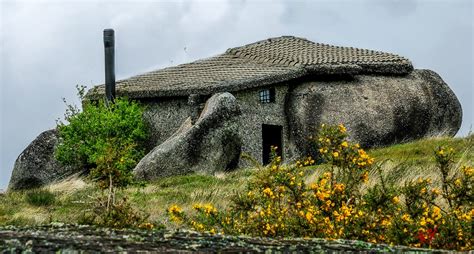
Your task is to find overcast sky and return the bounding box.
[1,0,472,190]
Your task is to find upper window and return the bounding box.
[259,88,275,103]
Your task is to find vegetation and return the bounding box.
[25,189,56,207]
[168,125,473,250]
[55,86,149,227]
[0,123,472,250]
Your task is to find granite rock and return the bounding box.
[8,129,82,191]
[134,92,242,180]
[287,69,462,156]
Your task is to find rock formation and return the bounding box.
[287,69,462,157]
[8,129,82,190]
[134,92,242,180]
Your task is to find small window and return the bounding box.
[259,88,275,103]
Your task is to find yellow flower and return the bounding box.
[341,141,348,148]
[401,214,411,222]
[263,187,274,198]
[454,178,462,186]
[338,124,347,133]
[419,219,427,227]
[463,166,473,176]
[168,204,182,214]
[392,196,400,204]
[333,152,339,158]
[361,171,369,183]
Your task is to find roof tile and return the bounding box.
[87,36,413,99]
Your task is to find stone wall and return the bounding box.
[141,97,191,150]
[234,85,291,164]
[139,85,292,165]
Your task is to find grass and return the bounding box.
[0,135,472,228]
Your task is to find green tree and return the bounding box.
[56,86,148,209]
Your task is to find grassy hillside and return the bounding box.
[1,135,472,229]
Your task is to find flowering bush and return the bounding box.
[168,124,473,250]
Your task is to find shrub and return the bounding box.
[55,86,148,178]
[25,189,56,207]
[168,124,473,251]
[79,195,149,228]
[56,86,150,228]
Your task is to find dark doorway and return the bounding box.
[262,124,283,165]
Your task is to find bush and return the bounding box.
[168,124,473,251]
[56,86,151,228]
[25,189,56,207]
[55,86,148,182]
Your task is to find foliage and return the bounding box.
[79,195,153,229]
[168,124,473,251]
[55,85,150,227]
[55,85,148,189]
[25,189,56,207]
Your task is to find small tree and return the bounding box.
[56,85,148,210]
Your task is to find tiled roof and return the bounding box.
[87,36,413,99]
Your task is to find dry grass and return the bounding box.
[0,135,472,227]
[47,175,90,195]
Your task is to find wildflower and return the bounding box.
[392,196,400,204]
[333,152,339,158]
[419,218,427,227]
[168,204,182,214]
[462,166,473,176]
[431,206,442,221]
[401,214,412,222]
[263,187,274,198]
[454,178,462,186]
[341,141,348,148]
[338,124,347,133]
[334,183,345,193]
[361,171,369,183]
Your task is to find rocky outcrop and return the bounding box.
[8,129,82,191]
[287,69,462,156]
[134,92,242,180]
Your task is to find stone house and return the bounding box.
[87,36,462,166]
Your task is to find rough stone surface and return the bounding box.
[0,225,450,253]
[287,69,462,157]
[134,92,242,180]
[8,130,82,191]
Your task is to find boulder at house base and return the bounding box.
[8,129,82,191]
[287,69,463,157]
[134,92,242,181]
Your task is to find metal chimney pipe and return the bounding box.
[103,29,115,102]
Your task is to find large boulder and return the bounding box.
[8,129,82,191]
[134,92,242,180]
[287,69,462,156]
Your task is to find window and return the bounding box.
[259,88,275,103]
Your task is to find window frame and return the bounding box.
[259,87,276,104]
